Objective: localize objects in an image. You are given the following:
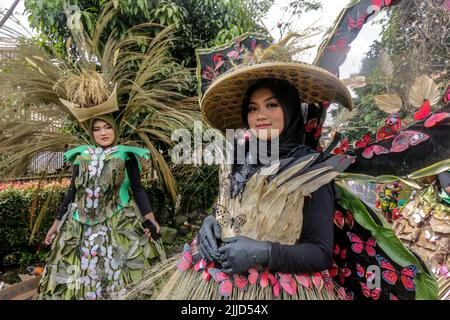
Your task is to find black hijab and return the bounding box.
[230,79,307,197]
[240,78,305,162]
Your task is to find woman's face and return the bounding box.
[92,119,115,147]
[246,87,284,141]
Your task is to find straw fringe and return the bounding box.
[126,252,341,300]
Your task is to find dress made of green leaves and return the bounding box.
[38,145,159,300]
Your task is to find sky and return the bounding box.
[1,0,385,78]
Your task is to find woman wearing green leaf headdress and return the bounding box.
[39,111,163,300]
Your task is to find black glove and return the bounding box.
[142,220,160,241]
[197,215,221,262]
[218,236,271,274]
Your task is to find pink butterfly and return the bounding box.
[208,268,233,297]
[193,258,207,271]
[354,132,389,159]
[347,232,377,256]
[248,268,259,285]
[376,254,417,291]
[233,274,248,291]
[176,244,193,272]
[278,273,297,296]
[443,84,450,104]
[295,273,312,288]
[332,139,349,155]
[265,273,279,298]
[424,112,450,128]
[362,144,390,159]
[390,131,429,152]
[260,269,270,288]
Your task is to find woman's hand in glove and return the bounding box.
[197,215,221,261]
[218,236,271,274]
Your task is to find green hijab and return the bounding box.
[88,114,120,147]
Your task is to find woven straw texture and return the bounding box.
[59,85,119,122]
[201,62,353,132]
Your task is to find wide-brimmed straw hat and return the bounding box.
[196,33,353,133]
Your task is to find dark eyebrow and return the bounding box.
[249,96,277,104]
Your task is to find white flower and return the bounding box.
[86,292,97,300]
[412,209,426,223]
[84,228,93,237]
[425,230,439,242]
[91,244,99,257]
[89,256,98,271]
[107,246,113,260]
[81,256,89,271]
[81,247,90,258]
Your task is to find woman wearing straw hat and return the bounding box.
[38,81,163,300]
[128,33,438,300]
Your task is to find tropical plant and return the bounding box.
[24,0,269,67]
[0,5,199,202]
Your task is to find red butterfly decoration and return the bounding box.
[354,132,389,159]
[333,209,354,230]
[443,85,450,104]
[305,118,318,133]
[332,139,349,155]
[376,113,402,141]
[314,124,323,139]
[202,65,219,81]
[260,268,270,288]
[208,268,233,296]
[326,38,349,52]
[348,14,368,31]
[247,268,259,285]
[176,243,193,272]
[376,254,417,291]
[390,130,429,152]
[347,232,377,256]
[424,112,450,128]
[354,132,371,148]
[268,273,280,297]
[360,282,381,300]
[193,257,207,271]
[362,144,390,159]
[333,244,348,260]
[295,273,312,288]
[329,261,351,285]
[371,0,393,8]
[278,273,297,296]
[356,263,376,282]
[233,274,249,291]
[414,99,431,121]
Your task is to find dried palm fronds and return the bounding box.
[408,75,441,108]
[374,94,403,113]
